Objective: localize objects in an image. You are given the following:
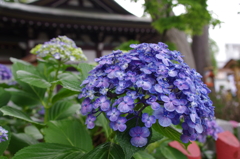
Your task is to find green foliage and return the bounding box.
[143,0,221,35]
[80,142,125,159]
[0,106,44,126]
[0,88,11,107]
[52,88,78,104]
[12,143,85,159]
[146,138,187,159]
[133,151,155,159]
[24,125,43,140]
[165,41,177,51]
[115,40,140,51]
[209,38,219,73]
[48,101,80,120]
[58,73,82,92]
[152,123,190,148]
[0,37,198,159]
[43,119,93,152]
[78,63,95,82]
[8,133,39,154]
[159,146,187,159]
[96,114,112,138]
[16,70,51,88]
[5,88,42,107]
[9,58,47,106]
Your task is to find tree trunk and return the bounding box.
[191,25,210,77]
[144,0,196,69]
[165,28,196,69]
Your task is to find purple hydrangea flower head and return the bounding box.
[93,96,110,111]
[174,99,187,114]
[161,93,178,112]
[30,35,87,61]
[110,117,127,132]
[0,64,12,80]
[174,79,189,90]
[126,91,138,99]
[80,98,92,115]
[79,42,217,146]
[118,96,134,113]
[197,119,223,143]
[146,96,161,110]
[85,115,96,129]
[129,126,150,147]
[0,127,8,142]
[154,107,175,127]
[141,113,156,128]
[136,79,152,90]
[107,108,120,122]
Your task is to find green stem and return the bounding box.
[44,60,62,123]
[44,108,49,123]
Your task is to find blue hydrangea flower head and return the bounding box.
[129,126,150,147]
[85,115,96,129]
[0,64,12,80]
[0,126,8,142]
[30,35,87,61]
[196,119,223,143]
[79,42,217,147]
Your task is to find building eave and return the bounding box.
[0,2,151,23]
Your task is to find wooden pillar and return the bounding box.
[96,42,103,58]
[95,32,105,58]
[233,67,240,99]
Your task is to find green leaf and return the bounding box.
[0,156,8,159]
[24,125,43,140]
[10,58,47,105]
[36,62,55,83]
[152,123,190,148]
[78,63,94,81]
[116,117,153,159]
[0,126,11,155]
[48,101,80,120]
[0,88,11,107]
[160,146,187,159]
[16,70,51,88]
[58,73,81,91]
[5,88,41,106]
[96,114,111,138]
[12,143,85,159]
[149,128,163,143]
[44,119,92,152]
[81,142,124,159]
[10,57,37,79]
[133,151,155,159]
[0,106,44,126]
[52,88,78,104]
[8,133,39,154]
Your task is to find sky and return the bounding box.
[114,0,240,67]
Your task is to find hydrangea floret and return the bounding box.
[30,36,87,62]
[0,126,8,142]
[197,119,223,143]
[0,64,12,80]
[79,42,216,147]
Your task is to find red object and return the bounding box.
[216,131,240,159]
[169,141,201,159]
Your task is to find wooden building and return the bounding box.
[0,0,160,63]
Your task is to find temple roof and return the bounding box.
[30,0,132,14]
[0,0,153,29]
[0,0,161,63]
